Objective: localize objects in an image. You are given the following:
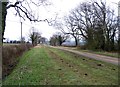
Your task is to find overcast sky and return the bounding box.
[4,0,119,41]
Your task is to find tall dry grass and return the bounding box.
[2,43,33,79]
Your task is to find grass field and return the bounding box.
[3,45,118,85]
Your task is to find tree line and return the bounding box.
[55,1,119,51]
[1,0,119,52]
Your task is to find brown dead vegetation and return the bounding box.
[2,44,33,79]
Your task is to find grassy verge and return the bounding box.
[64,46,118,58]
[61,46,118,58]
[3,46,118,85]
[3,46,82,85]
[76,49,119,58]
[47,47,118,85]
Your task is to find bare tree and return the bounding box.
[56,32,69,46]
[1,0,54,41]
[49,32,69,46]
[54,0,118,51]
[29,27,41,46]
[65,1,118,50]
[63,15,81,46]
[92,1,118,51]
[71,2,95,48]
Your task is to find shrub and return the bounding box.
[2,43,33,79]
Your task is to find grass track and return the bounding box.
[3,46,118,85]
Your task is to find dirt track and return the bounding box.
[50,46,119,65]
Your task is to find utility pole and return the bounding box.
[21,22,22,43]
[0,1,2,86]
[118,1,120,54]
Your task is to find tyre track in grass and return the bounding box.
[46,48,107,85]
[50,46,119,65]
[45,46,118,85]
[3,45,118,85]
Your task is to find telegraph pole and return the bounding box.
[118,1,120,48]
[0,1,2,86]
[21,22,22,43]
[118,1,120,55]
[118,3,120,85]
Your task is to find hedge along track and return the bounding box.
[45,47,93,81]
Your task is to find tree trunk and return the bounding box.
[74,36,78,46]
[2,2,8,42]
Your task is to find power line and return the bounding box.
[6,19,20,23]
[6,19,33,27]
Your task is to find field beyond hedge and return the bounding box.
[3,45,118,85]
